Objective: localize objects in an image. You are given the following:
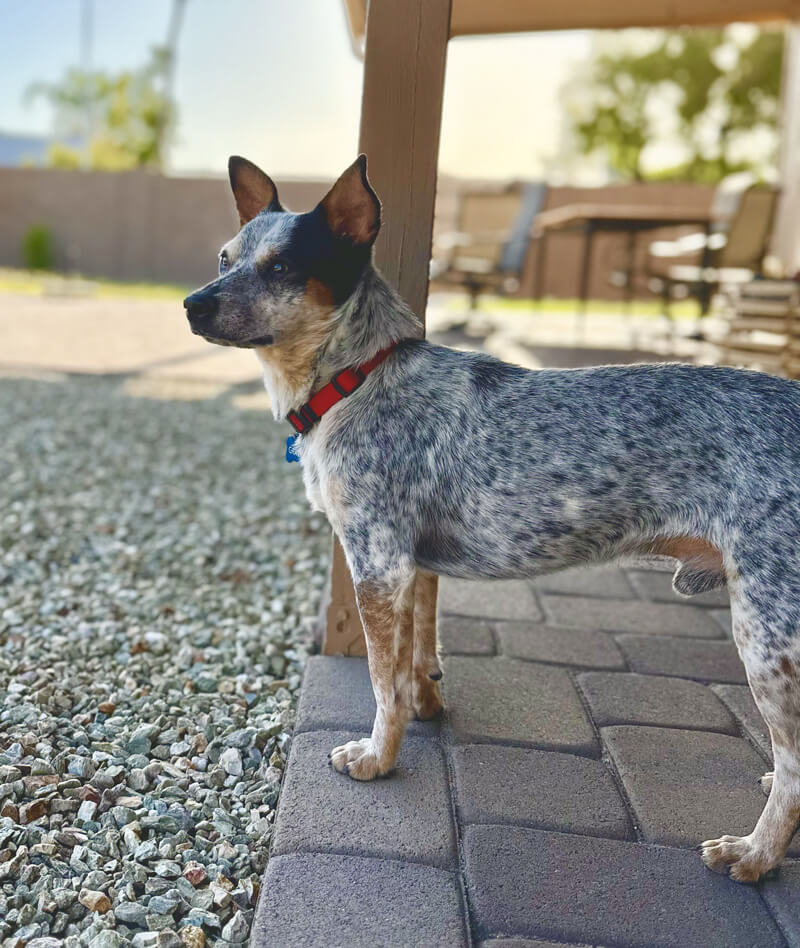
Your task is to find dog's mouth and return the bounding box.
[189,326,238,347]
[190,326,274,348]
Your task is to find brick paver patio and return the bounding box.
[251,562,800,948]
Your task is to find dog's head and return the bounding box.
[184,156,381,349]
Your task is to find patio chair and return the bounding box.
[431,181,547,308]
[647,183,780,317]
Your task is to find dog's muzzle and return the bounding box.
[184,287,219,326]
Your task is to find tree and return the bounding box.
[560,27,784,183]
[28,47,175,171]
[27,0,188,172]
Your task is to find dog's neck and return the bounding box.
[256,265,423,422]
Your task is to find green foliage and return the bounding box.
[563,28,784,182]
[22,226,54,271]
[27,47,176,171]
[47,143,82,170]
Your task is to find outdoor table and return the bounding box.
[532,202,714,318]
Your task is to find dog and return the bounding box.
[184,154,800,884]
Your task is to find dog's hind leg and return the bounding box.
[329,570,416,780]
[701,582,800,882]
[412,571,444,720]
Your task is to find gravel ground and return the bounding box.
[0,374,330,948]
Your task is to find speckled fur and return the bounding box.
[186,156,800,880]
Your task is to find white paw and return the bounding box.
[329,738,390,781]
[701,834,777,883]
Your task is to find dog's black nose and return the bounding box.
[184,288,219,321]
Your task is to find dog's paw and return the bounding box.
[413,677,444,721]
[759,771,774,796]
[329,738,391,781]
[700,834,777,883]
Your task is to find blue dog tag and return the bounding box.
[285,435,301,463]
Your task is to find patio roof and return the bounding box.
[345,0,800,51]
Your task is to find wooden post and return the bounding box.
[357,0,453,315]
[321,0,452,655]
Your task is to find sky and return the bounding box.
[0,0,592,181]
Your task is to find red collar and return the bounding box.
[286,343,398,435]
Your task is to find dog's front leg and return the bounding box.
[329,572,416,780]
[412,571,444,720]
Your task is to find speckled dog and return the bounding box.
[185,155,800,883]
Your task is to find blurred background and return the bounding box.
[2,0,799,385]
[1,6,799,944]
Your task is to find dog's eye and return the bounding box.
[219,251,230,274]
[272,260,287,274]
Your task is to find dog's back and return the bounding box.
[327,342,800,594]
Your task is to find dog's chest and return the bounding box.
[301,455,325,514]
[297,431,346,530]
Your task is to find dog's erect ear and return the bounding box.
[228,156,283,225]
[318,155,381,246]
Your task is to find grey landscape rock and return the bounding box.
[114,903,149,928]
[220,912,249,944]
[0,375,329,946]
[219,749,242,777]
[88,933,125,948]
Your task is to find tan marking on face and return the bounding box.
[254,281,336,395]
[305,276,334,309]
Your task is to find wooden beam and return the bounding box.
[342,0,799,50]
[450,0,800,34]
[322,0,452,655]
[322,537,368,656]
[359,0,453,316]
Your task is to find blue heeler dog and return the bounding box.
[185,155,800,883]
